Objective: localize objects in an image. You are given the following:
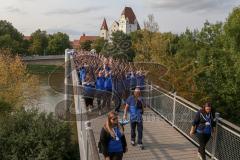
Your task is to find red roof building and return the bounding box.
[23,36,31,41]
[79,34,99,43]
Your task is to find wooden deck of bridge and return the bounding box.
[91,108,199,160]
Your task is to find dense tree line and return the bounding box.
[131,7,240,125]
[0,20,71,56]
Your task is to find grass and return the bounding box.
[27,64,64,74]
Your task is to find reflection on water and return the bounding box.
[27,73,64,113]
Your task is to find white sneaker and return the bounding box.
[131,141,135,146]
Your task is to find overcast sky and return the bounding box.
[0,0,239,40]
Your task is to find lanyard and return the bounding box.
[200,113,211,122]
[113,128,120,141]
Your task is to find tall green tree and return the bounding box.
[80,40,92,51]
[29,29,48,55]
[0,20,27,54]
[103,31,135,61]
[224,7,240,52]
[47,32,71,55]
[91,37,107,53]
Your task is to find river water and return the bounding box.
[27,73,65,114]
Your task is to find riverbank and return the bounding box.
[26,64,64,75]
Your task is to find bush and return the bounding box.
[0,109,79,160]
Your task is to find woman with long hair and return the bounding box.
[99,111,127,160]
[190,102,216,160]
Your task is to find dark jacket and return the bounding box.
[192,109,216,134]
[99,126,127,157]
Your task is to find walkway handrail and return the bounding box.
[85,121,101,160]
[149,85,240,160]
[67,49,100,160]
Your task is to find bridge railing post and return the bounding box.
[211,112,220,160]
[64,49,71,111]
[172,92,177,126]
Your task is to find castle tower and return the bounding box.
[118,7,140,34]
[100,18,109,40]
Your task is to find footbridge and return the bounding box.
[64,49,240,160]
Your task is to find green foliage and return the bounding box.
[47,32,71,55]
[0,20,27,54]
[0,109,79,160]
[80,40,93,51]
[29,29,48,55]
[102,31,135,61]
[91,37,107,53]
[0,100,12,114]
[26,64,64,74]
[131,10,240,125]
[224,7,240,52]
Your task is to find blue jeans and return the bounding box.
[130,121,143,144]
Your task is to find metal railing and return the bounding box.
[67,49,240,160]
[66,49,100,160]
[147,85,240,160]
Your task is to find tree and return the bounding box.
[131,30,168,63]
[0,109,79,160]
[80,40,92,51]
[144,14,159,32]
[29,29,48,55]
[91,37,107,53]
[0,20,27,54]
[47,32,71,55]
[0,49,39,107]
[102,31,135,61]
[224,6,240,52]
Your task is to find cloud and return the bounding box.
[46,28,82,36]
[45,6,106,15]
[5,6,26,14]
[144,0,237,13]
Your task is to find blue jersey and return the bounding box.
[104,77,112,91]
[126,95,144,122]
[108,127,123,153]
[136,75,145,89]
[79,67,86,82]
[96,77,105,90]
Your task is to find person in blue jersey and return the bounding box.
[95,70,105,115]
[99,111,127,160]
[102,71,113,110]
[190,102,216,160]
[136,71,145,91]
[130,71,137,90]
[79,63,87,85]
[103,58,111,73]
[82,74,95,112]
[123,87,145,150]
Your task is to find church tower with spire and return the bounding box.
[100,18,109,40]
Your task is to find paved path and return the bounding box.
[91,108,199,160]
